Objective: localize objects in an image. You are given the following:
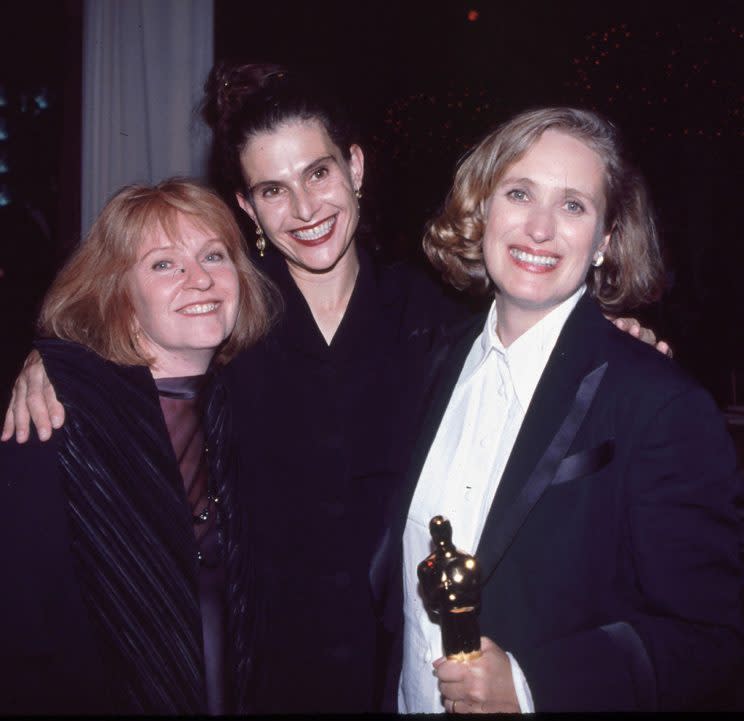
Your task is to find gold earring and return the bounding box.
[592,250,605,267]
[256,226,266,258]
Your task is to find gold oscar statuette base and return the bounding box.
[446,649,483,663]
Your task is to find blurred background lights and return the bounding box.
[34,90,49,111]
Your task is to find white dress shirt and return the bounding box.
[398,286,585,714]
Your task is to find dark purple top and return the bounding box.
[156,375,225,715]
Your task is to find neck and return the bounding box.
[148,350,213,379]
[287,244,360,344]
[493,298,549,348]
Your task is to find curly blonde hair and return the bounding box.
[423,107,664,313]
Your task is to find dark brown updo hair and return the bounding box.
[201,61,359,202]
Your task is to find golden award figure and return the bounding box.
[417,515,482,661]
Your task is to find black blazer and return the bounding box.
[375,293,744,711]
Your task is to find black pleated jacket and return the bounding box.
[0,339,252,714]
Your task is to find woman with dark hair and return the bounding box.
[0,179,275,714]
[196,62,470,712]
[2,71,668,713]
[380,107,744,712]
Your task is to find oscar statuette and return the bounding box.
[417,515,482,661]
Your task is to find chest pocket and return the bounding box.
[552,439,614,486]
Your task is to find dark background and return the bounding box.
[2,0,743,417]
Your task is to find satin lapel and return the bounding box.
[369,312,486,599]
[475,295,610,582]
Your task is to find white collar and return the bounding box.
[461,285,586,411]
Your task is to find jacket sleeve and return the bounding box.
[0,433,106,713]
[519,385,744,711]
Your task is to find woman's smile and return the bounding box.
[508,245,561,272]
[289,214,337,245]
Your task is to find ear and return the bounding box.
[598,226,612,254]
[236,192,257,224]
[129,313,141,343]
[348,144,365,191]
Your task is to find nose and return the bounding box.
[182,259,214,290]
[524,205,555,243]
[290,186,320,222]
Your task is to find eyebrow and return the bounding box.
[248,154,338,194]
[138,237,223,261]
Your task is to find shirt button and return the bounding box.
[479,437,489,448]
[497,385,506,397]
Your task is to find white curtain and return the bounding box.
[81,0,213,233]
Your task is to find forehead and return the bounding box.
[137,212,218,254]
[239,118,340,181]
[505,129,607,198]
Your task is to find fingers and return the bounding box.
[43,377,65,429]
[434,658,469,683]
[445,697,489,714]
[635,326,657,345]
[436,637,520,714]
[25,379,59,442]
[25,357,62,441]
[9,374,32,443]
[1,386,18,442]
[1,351,62,443]
[612,317,665,347]
[656,340,673,357]
[612,318,653,339]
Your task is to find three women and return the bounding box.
[1,65,711,713]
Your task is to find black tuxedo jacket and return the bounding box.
[374,293,744,711]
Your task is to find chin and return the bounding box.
[295,245,350,273]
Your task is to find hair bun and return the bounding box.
[202,61,287,132]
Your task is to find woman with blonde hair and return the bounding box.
[385,107,743,712]
[0,179,275,714]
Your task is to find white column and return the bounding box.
[81,0,213,233]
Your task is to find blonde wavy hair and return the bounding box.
[423,107,664,313]
[39,178,277,366]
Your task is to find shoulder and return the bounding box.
[602,317,698,400]
[0,431,61,489]
[34,338,156,409]
[566,296,698,401]
[572,304,728,444]
[373,255,479,334]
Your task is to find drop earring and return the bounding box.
[256,226,266,258]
